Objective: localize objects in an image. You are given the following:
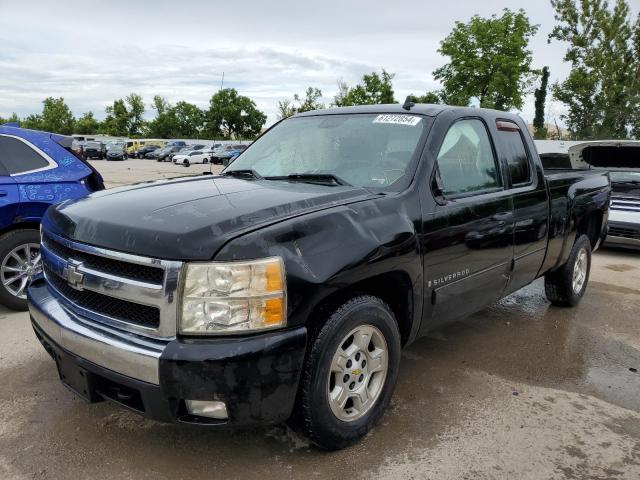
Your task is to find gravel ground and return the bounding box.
[1,159,639,479]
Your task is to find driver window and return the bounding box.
[435,119,500,197]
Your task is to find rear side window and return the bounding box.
[0,136,51,175]
[496,121,531,186]
[435,119,501,197]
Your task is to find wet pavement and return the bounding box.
[1,162,640,479]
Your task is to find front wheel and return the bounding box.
[0,229,42,311]
[183,159,190,167]
[294,295,401,450]
[545,234,592,307]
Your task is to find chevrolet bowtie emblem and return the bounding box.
[63,262,85,291]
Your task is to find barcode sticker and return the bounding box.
[373,114,421,126]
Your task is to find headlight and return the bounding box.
[179,257,286,334]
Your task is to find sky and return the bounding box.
[0,0,636,127]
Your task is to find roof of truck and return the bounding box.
[294,103,523,120]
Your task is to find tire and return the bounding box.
[203,158,209,164]
[183,159,190,167]
[0,229,41,311]
[545,234,592,307]
[294,295,401,450]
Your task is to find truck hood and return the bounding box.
[43,175,377,260]
[567,140,640,170]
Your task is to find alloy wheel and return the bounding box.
[1,243,41,299]
[572,248,588,294]
[327,324,388,422]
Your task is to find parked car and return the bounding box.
[211,144,248,164]
[0,123,104,310]
[134,144,161,159]
[173,149,213,166]
[105,143,127,161]
[28,104,609,450]
[168,145,204,162]
[145,147,164,159]
[156,145,182,162]
[126,140,146,157]
[82,141,106,159]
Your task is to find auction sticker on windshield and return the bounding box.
[373,114,422,126]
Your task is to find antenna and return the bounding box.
[402,96,415,111]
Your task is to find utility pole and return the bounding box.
[220,72,225,91]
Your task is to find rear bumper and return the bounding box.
[28,281,307,426]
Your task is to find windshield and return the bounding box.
[85,142,101,148]
[610,171,640,183]
[225,113,429,189]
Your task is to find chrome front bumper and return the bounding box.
[28,282,166,384]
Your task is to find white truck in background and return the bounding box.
[536,140,640,249]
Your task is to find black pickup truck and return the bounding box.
[28,104,610,449]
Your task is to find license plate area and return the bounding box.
[56,353,100,403]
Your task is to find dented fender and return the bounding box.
[214,190,424,343]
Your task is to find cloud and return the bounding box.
[3,0,633,126]
[0,41,379,123]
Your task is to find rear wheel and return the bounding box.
[294,295,400,450]
[0,229,41,311]
[545,234,592,307]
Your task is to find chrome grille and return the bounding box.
[611,196,640,213]
[609,226,640,239]
[41,231,182,339]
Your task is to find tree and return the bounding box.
[125,93,145,137]
[20,114,43,130]
[74,112,100,134]
[173,101,206,138]
[333,80,350,107]
[533,67,550,139]
[0,113,20,125]
[550,0,637,139]
[408,91,442,104]
[39,97,75,134]
[277,99,297,119]
[433,9,539,110]
[632,13,640,138]
[206,88,266,139]
[277,87,325,119]
[103,99,129,136]
[294,87,325,113]
[333,70,395,106]
[146,96,179,138]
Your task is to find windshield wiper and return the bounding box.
[264,173,352,186]
[221,169,263,180]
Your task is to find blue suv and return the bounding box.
[0,124,104,310]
